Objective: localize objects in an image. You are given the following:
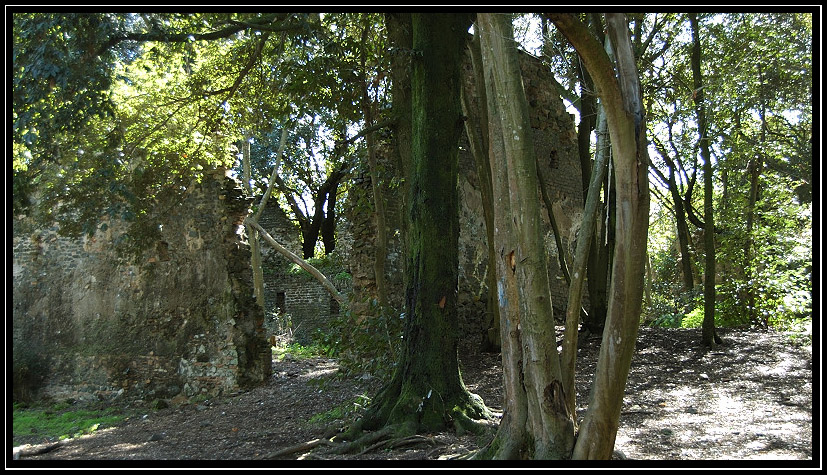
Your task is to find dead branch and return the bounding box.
[258,426,339,459]
[13,440,68,459]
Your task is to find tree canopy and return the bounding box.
[11,10,813,460]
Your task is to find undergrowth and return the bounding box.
[12,402,127,445]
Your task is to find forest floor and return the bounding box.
[11,327,815,466]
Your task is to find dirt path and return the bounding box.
[11,327,814,465]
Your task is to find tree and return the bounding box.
[340,13,492,443]
[547,12,651,459]
[459,32,502,353]
[358,16,391,307]
[12,13,320,243]
[688,13,721,347]
[473,13,576,459]
[642,12,811,332]
[540,14,614,334]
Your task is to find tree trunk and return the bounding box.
[584,99,613,334]
[475,13,575,460]
[549,12,650,460]
[361,22,389,308]
[321,180,338,255]
[670,162,696,291]
[560,102,611,420]
[241,134,265,309]
[461,32,501,353]
[651,134,697,292]
[689,13,721,347]
[349,13,490,437]
[385,12,413,299]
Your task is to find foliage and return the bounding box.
[286,253,346,279]
[273,342,333,361]
[12,13,323,255]
[307,393,371,425]
[312,299,404,382]
[643,12,812,332]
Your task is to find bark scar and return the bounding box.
[544,380,568,416]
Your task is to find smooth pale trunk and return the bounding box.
[478,13,574,459]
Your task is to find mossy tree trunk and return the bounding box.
[350,12,491,437]
[385,12,413,294]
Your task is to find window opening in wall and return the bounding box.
[276,292,286,313]
[330,296,340,317]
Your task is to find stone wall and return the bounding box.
[339,49,585,347]
[11,170,271,403]
[233,50,585,351]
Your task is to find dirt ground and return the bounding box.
[10,327,815,467]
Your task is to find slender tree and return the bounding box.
[460,32,502,353]
[689,13,721,347]
[474,12,575,459]
[549,12,651,459]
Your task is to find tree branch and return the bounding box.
[246,219,345,305]
[98,14,307,54]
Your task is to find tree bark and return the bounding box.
[476,13,574,460]
[584,97,614,334]
[560,102,611,420]
[360,21,389,308]
[349,13,490,437]
[244,126,288,310]
[689,13,721,346]
[385,12,413,298]
[461,32,501,353]
[549,12,650,460]
[241,134,265,309]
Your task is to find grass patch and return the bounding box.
[307,393,371,425]
[272,342,332,361]
[12,402,127,444]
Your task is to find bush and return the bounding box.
[680,306,705,328]
[312,298,403,382]
[12,344,50,403]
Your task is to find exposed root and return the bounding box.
[258,425,339,459]
[332,425,397,454]
[357,434,440,455]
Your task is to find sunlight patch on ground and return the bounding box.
[108,442,151,453]
[712,390,743,416]
[303,364,338,380]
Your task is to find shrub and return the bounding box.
[12,344,50,403]
[312,298,403,382]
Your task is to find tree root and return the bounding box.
[259,422,451,460]
[356,434,440,455]
[257,426,339,459]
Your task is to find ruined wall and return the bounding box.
[340,49,585,347]
[12,170,271,403]
[457,49,586,335]
[250,50,585,350]
[254,204,353,345]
